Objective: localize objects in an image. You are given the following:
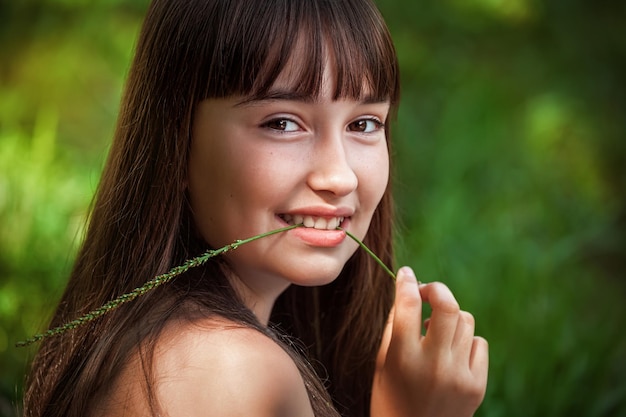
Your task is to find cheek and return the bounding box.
[231,149,299,205]
[190,134,264,206]
[187,135,248,243]
[359,146,390,207]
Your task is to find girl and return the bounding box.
[23,0,488,416]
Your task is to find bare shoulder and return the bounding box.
[156,318,315,416]
[94,317,314,417]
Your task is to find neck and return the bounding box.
[245,296,276,326]
[227,271,291,326]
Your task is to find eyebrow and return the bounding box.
[235,90,389,107]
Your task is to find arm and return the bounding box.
[371,267,489,417]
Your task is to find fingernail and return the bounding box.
[399,267,416,282]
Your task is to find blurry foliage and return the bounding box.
[380,0,626,415]
[0,0,625,416]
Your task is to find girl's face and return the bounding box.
[188,64,390,304]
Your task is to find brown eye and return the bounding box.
[348,118,383,133]
[262,118,299,132]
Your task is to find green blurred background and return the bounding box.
[1,0,625,416]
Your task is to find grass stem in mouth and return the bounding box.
[17,224,397,347]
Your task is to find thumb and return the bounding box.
[391,267,423,347]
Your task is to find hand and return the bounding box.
[371,267,489,417]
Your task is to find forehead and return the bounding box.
[197,0,398,105]
[248,34,377,103]
[272,42,332,98]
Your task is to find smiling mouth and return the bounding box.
[279,214,346,230]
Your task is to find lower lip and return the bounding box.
[291,226,346,247]
[278,216,349,247]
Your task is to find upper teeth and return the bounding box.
[282,214,345,230]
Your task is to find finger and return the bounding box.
[452,311,475,359]
[391,267,423,347]
[470,336,489,386]
[419,282,460,348]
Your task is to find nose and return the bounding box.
[306,132,358,196]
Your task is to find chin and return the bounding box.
[293,274,340,288]
[285,262,346,287]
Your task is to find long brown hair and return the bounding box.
[23,0,400,416]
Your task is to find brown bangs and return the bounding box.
[200,0,399,104]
